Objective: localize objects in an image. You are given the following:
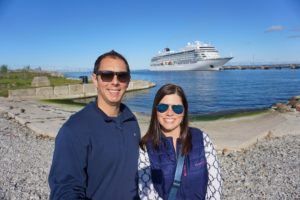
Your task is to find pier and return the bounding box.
[222,64,300,70]
[8,80,156,99]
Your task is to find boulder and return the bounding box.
[287,96,300,108]
[273,103,293,113]
[31,76,50,87]
[296,103,300,112]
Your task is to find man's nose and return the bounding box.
[111,75,119,84]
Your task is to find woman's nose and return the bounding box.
[166,107,174,115]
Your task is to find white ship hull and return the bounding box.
[150,57,233,71]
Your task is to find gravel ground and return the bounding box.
[0,111,299,199]
[220,135,300,199]
[0,112,54,200]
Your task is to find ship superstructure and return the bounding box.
[150,41,233,71]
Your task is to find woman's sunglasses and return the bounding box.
[156,103,184,114]
[96,70,130,83]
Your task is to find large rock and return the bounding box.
[287,96,300,108]
[296,103,300,112]
[273,103,293,113]
[31,76,50,87]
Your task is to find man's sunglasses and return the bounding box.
[95,70,130,83]
[156,103,184,114]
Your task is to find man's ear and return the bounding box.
[92,73,98,88]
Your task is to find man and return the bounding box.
[49,50,141,199]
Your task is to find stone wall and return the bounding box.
[8,80,155,99]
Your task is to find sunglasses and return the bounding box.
[96,70,130,83]
[156,103,184,114]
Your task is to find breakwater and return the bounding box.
[222,63,300,70]
[8,80,155,99]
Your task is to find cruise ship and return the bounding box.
[150,41,233,71]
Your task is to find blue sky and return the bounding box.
[0,0,300,71]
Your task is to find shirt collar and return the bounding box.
[93,100,135,123]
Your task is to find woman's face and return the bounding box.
[157,94,184,136]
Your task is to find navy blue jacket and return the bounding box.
[146,127,208,200]
[49,101,141,200]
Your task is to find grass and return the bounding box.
[40,99,87,112]
[41,99,86,107]
[189,109,269,121]
[0,70,81,97]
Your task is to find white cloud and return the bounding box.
[265,25,284,33]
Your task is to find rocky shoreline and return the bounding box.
[0,111,299,199]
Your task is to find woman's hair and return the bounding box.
[140,83,192,155]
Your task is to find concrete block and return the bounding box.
[127,80,155,91]
[8,88,36,98]
[83,84,97,96]
[69,84,83,95]
[54,85,69,96]
[31,76,50,87]
[36,87,54,98]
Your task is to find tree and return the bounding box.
[0,65,8,74]
[23,65,31,71]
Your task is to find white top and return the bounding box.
[138,132,222,200]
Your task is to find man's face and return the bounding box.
[92,56,130,108]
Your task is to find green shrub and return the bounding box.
[0,70,80,97]
[0,65,8,74]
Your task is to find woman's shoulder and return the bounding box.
[189,127,210,136]
[189,127,212,145]
[188,126,204,136]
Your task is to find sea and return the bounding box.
[64,69,300,116]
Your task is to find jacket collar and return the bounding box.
[92,100,135,123]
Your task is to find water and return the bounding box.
[64,69,300,115]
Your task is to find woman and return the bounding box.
[138,84,222,200]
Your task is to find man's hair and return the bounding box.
[93,50,130,74]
